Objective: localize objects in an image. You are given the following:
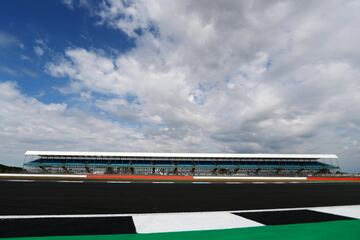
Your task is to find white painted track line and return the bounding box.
[57,180,84,183]
[152,182,174,184]
[106,181,131,184]
[6,180,35,182]
[0,214,133,219]
[0,180,312,184]
[0,173,86,178]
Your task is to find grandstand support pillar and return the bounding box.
[335,158,340,173]
[317,168,330,175]
[23,155,28,168]
[106,166,114,174]
[62,166,69,173]
[85,166,91,173]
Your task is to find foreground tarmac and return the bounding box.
[0,181,359,215]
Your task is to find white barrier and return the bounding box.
[193,176,307,181]
[0,174,87,178]
[0,174,307,181]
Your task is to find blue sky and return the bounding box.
[0,0,134,104]
[0,0,359,172]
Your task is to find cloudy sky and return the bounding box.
[0,0,359,171]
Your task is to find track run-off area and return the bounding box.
[1,179,360,239]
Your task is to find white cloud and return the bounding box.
[62,0,75,10]
[33,38,53,57]
[0,32,21,48]
[34,46,44,57]
[62,0,90,10]
[97,0,151,38]
[2,0,360,172]
[21,68,39,78]
[0,66,19,76]
[20,55,31,61]
[0,81,202,166]
[0,66,38,78]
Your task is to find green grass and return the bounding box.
[4,220,360,240]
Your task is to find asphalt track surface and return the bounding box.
[1,181,360,215]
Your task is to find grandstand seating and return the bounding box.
[24,158,338,176]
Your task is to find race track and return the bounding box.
[1,181,360,215]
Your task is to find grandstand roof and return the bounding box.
[25,151,338,160]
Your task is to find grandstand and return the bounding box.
[23,151,339,176]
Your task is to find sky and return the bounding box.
[0,0,359,172]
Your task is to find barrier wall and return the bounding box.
[307,176,360,181]
[193,176,307,181]
[87,174,193,181]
